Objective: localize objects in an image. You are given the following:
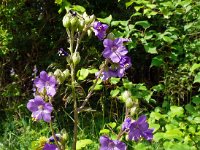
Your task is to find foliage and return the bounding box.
[0,0,200,149]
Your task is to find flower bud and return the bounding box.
[125,98,134,108]
[54,69,62,77]
[63,69,70,79]
[70,17,79,30]
[121,90,131,101]
[82,12,88,20]
[63,15,71,28]
[78,20,85,31]
[87,29,92,37]
[130,106,137,116]
[72,52,81,66]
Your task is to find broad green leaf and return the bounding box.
[125,0,134,8]
[72,5,85,13]
[194,117,200,124]
[149,123,160,132]
[164,129,183,140]
[144,44,157,54]
[107,122,116,129]
[168,106,184,117]
[154,132,164,142]
[190,63,200,73]
[192,95,200,105]
[110,77,120,84]
[88,68,98,74]
[99,129,110,134]
[134,6,143,11]
[76,139,93,150]
[110,89,120,98]
[77,68,89,80]
[93,84,103,91]
[194,72,200,83]
[146,4,157,9]
[150,112,164,120]
[97,15,112,25]
[111,21,128,26]
[134,143,147,150]
[163,36,173,44]
[55,0,62,4]
[135,21,150,29]
[185,104,195,114]
[151,56,164,67]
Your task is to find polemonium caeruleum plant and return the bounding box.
[27,8,154,150]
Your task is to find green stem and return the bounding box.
[68,29,78,150]
[50,121,62,150]
[78,60,108,112]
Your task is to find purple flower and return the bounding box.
[128,115,154,141]
[34,71,57,97]
[58,48,68,56]
[122,117,132,131]
[43,143,58,150]
[102,38,128,63]
[99,136,127,150]
[27,96,53,122]
[49,134,61,143]
[119,56,132,69]
[93,21,108,40]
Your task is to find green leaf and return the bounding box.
[72,5,85,13]
[135,21,150,29]
[93,84,103,91]
[192,95,200,105]
[88,68,98,74]
[154,132,164,142]
[111,21,128,26]
[107,122,116,129]
[194,117,200,124]
[76,139,93,150]
[168,106,184,117]
[77,68,89,80]
[163,36,173,44]
[149,123,160,132]
[125,0,134,8]
[135,143,147,150]
[110,89,120,98]
[185,104,195,114]
[97,15,112,25]
[164,129,183,140]
[55,0,62,4]
[150,112,164,120]
[194,72,200,83]
[99,129,110,134]
[144,44,157,54]
[190,63,200,73]
[151,56,164,67]
[110,77,120,84]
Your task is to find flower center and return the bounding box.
[108,141,115,148]
[111,46,118,51]
[38,105,44,110]
[97,25,102,31]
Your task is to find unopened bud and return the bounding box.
[78,20,85,31]
[121,90,131,101]
[54,69,62,77]
[72,52,81,66]
[130,106,137,116]
[70,17,79,30]
[63,15,70,28]
[125,98,134,108]
[63,69,70,79]
[87,29,92,37]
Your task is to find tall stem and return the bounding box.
[68,29,78,150]
[50,121,62,150]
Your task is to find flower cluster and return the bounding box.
[93,22,131,80]
[99,115,153,149]
[42,134,61,150]
[27,71,57,123]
